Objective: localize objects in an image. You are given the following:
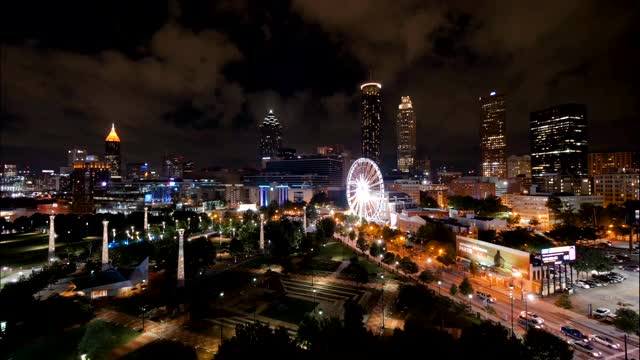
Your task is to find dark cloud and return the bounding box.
[2,0,639,172]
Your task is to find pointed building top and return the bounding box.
[105,123,121,142]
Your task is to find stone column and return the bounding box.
[177,228,185,287]
[259,213,265,251]
[102,220,110,270]
[303,205,307,234]
[48,215,55,262]
[144,207,148,231]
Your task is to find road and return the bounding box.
[336,233,639,360]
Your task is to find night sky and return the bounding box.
[3,0,639,172]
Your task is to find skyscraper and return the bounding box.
[104,124,121,180]
[162,154,184,179]
[67,149,87,166]
[360,82,382,164]
[397,96,416,173]
[530,104,588,182]
[479,92,507,178]
[259,109,283,161]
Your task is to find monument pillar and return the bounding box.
[177,229,185,287]
[102,220,110,270]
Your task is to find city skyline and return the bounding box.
[2,1,639,172]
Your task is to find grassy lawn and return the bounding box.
[315,241,354,261]
[9,320,139,360]
[260,296,317,324]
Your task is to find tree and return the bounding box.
[418,269,438,284]
[216,322,300,359]
[123,340,197,360]
[449,284,458,296]
[613,308,640,334]
[524,327,574,360]
[78,320,116,360]
[369,242,381,257]
[419,193,439,208]
[348,230,356,241]
[436,245,456,266]
[459,277,473,296]
[317,217,337,239]
[356,235,369,253]
[382,252,396,265]
[573,246,612,278]
[469,261,479,276]
[506,214,521,226]
[529,218,540,226]
[398,257,419,274]
[554,293,573,309]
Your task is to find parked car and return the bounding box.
[601,314,617,324]
[589,334,620,349]
[574,280,590,289]
[593,308,610,317]
[520,311,544,324]
[570,341,602,358]
[518,317,544,329]
[620,265,639,272]
[561,326,590,343]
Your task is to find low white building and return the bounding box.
[503,193,603,226]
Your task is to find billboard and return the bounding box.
[456,236,531,279]
[540,246,576,265]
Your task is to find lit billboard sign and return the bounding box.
[456,236,531,279]
[540,246,576,265]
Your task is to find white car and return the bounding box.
[593,308,610,317]
[519,311,545,324]
[589,334,620,349]
[574,280,590,289]
[571,341,602,357]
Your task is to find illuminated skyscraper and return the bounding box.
[479,92,507,178]
[259,109,283,161]
[530,104,588,182]
[360,82,382,164]
[396,96,416,173]
[104,124,121,180]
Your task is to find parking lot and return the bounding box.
[570,267,639,318]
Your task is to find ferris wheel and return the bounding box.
[346,158,385,220]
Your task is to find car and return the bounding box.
[602,314,617,324]
[585,280,601,287]
[561,326,590,343]
[574,280,591,288]
[589,334,620,349]
[518,317,544,329]
[593,308,610,317]
[476,291,497,303]
[620,265,639,272]
[520,311,544,324]
[570,341,602,358]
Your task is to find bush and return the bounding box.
[449,284,458,296]
[418,270,438,284]
[554,293,573,309]
[398,257,419,274]
[459,277,473,296]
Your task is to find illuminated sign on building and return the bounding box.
[540,246,576,264]
[456,236,531,279]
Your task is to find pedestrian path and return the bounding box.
[366,282,400,333]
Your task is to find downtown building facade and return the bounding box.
[588,151,639,176]
[360,82,383,165]
[593,172,640,207]
[104,124,122,181]
[258,109,283,162]
[396,96,416,173]
[479,92,507,178]
[530,104,588,191]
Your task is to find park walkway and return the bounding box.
[96,309,220,359]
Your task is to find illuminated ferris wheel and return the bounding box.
[346,158,385,220]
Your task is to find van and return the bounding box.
[476,291,496,303]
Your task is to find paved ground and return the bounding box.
[570,269,639,315]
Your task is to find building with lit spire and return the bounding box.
[360,82,383,165]
[105,123,122,180]
[397,96,416,173]
[479,91,507,178]
[259,109,283,163]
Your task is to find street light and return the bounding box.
[509,288,514,336]
[219,292,225,340]
[140,305,148,332]
[380,274,385,332]
[437,280,442,295]
[467,294,473,310]
[524,293,534,331]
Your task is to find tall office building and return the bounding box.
[162,154,184,179]
[588,151,639,176]
[71,161,110,213]
[67,149,87,167]
[104,124,122,180]
[396,96,416,173]
[264,154,344,187]
[530,104,588,182]
[479,91,507,178]
[258,109,283,161]
[360,82,383,164]
[507,155,532,178]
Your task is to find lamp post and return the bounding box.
[219,291,225,340]
[467,294,473,311]
[252,277,257,322]
[141,305,148,332]
[509,289,514,336]
[437,280,442,295]
[524,293,534,332]
[380,274,385,332]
